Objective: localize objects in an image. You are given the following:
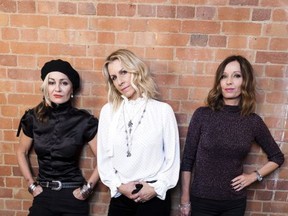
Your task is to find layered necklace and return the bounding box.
[122,98,148,157]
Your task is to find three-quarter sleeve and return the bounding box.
[253,114,285,166]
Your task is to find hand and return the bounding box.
[32,185,43,197]
[73,187,86,200]
[133,181,157,203]
[118,182,139,199]
[231,172,257,191]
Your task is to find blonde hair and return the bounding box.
[102,49,158,110]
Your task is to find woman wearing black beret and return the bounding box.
[16,59,99,216]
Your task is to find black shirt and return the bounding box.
[20,101,98,182]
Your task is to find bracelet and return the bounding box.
[179,202,191,209]
[80,182,93,199]
[28,182,38,194]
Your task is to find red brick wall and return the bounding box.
[0,1,287,215]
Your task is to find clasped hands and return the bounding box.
[118,181,157,203]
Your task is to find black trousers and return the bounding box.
[191,195,246,216]
[28,188,89,216]
[108,191,171,216]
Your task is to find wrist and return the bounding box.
[179,202,191,209]
[80,182,93,199]
[254,170,263,182]
[28,182,38,194]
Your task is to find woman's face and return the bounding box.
[220,60,243,106]
[47,72,73,104]
[108,59,139,100]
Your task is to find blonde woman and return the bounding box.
[17,59,99,216]
[97,49,180,216]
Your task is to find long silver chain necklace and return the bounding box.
[122,100,147,157]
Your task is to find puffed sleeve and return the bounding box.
[17,109,34,138]
[83,114,98,143]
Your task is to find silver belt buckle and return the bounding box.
[52,180,62,191]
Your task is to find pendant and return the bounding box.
[128,120,133,128]
[127,150,131,157]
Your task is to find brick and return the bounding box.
[270,38,288,51]
[176,6,195,19]
[17,56,37,69]
[0,0,16,12]
[98,32,115,44]
[147,19,181,33]
[252,9,271,21]
[149,60,168,73]
[59,2,76,14]
[255,190,273,200]
[92,18,129,31]
[218,7,250,20]
[189,88,209,101]
[248,37,269,50]
[176,48,214,61]
[50,16,88,29]
[11,15,48,28]
[256,52,288,64]
[138,5,156,17]
[20,29,38,41]
[272,9,287,21]
[1,106,18,117]
[0,55,17,66]
[171,88,189,100]
[18,1,36,13]
[6,199,22,210]
[157,33,189,46]
[209,35,227,47]
[263,202,288,213]
[154,74,178,86]
[0,210,14,216]
[146,47,174,60]
[261,0,288,7]
[229,0,258,6]
[79,2,96,15]
[264,23,288,37]
[97,3,116,16]
[265,65,286,78]
[1,28,19,40]
[183,21,220,34]
[0,14,9,26]
[117,3,136,17]
[223,22,261,36]
[116,32,135,45]
[196,7,216,20]
[157,5,176,18]
[190,34,208,47]
[274,192,288,201]
[228,36,247,48]
[49,44,86,56]
[10,42,48,55]
[37,1,56,14]
[8,68,38,81]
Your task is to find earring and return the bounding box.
[71,94,74,98]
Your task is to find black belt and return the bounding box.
[39,181,83,191]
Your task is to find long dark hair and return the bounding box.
[206,55,256,116]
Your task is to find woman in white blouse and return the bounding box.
[97,49,180,216]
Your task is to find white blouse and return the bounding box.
[97,97,180,200]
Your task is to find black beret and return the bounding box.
[41,59,80,92]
